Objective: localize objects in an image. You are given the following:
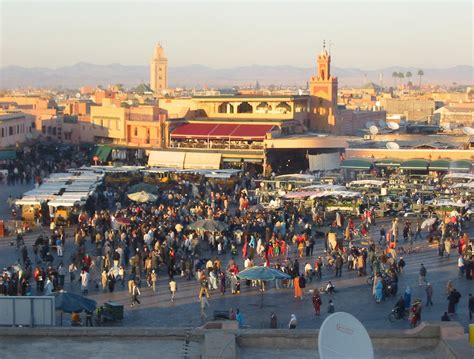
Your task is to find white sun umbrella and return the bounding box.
[127,191,158,203]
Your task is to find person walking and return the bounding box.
[169,277,177,302]
[404,286,412,309]
[294,274,303,299]
[270,312,278,328]
[425,283,433,306]
[410,299,422,328]
[312,291,322,315]
[151,270,157,292]
[68,262,77,283]
[414,220,423,241]
[130,280,141,307]
[419,264,427,286]
[57,262,66,288]
[335,255,343,277]
[379,226,386,245]
[219,272,226,295]
[85,310,93,327]
[44,277,53,296]
[447,288,461,318]
[457,256,465,277]
[397,257,405,274]
[200,295,209,322]
[236,309,243,328]
[198,274,210,299]
[56,238,63,258]
[298,274,306,299]
[80,269,89,295]
[444,239,451,258]
[101,271,108,292]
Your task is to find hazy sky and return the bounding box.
[1,1,473,69]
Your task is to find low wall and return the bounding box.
[0,321,469,359]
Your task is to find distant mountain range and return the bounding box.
[0,63,472,89]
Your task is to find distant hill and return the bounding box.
[0,62,472,89]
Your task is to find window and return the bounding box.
[9,126,13,136]
[134,127,138,136]
[1,128,4,137]
[42,126,46,134]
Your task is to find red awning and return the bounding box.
[171,123,275,140]
[208,124,238,138]
[229,124,274,140]
[171,123,217,138]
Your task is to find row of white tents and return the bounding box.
[15,170,104,209]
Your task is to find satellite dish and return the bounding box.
[319,312,374,359]
[365,121,375,129]
[462,127,474,135]
[378,120,387,128]
[75,93,81,98]
[386,141,400,150]
[127,100,133,105]
[386,121,400,130]
[369,125,379,135]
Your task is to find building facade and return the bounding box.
[0,112,35,148]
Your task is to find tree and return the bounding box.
[398,72,405,88]
[406,72,412,86]
[417,70,424,89]
[392,72,398,88]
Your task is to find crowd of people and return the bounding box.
[0,149,473,329]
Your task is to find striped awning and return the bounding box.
[340,158,373,170]
[400,159,429,170]
[429,159,450,171]
[449,160,472,172]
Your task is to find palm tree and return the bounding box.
[417,70,424,89]
[398,72,405,88]
[392,71,398,88]
[406,72,412,86]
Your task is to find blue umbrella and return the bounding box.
[237,266,291,308]
[54,290,97,325]
[54,290,97,313]
[237,266,291,281]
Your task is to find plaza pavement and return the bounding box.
[0,197,472,332]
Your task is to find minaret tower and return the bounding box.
[309,41,338,131]
[150,43,168,93]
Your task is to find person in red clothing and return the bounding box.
[312,291,322,315]
[410,299,422,328]
[242,238,248,259]
[82,254,92,269]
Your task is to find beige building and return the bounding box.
[379,98,438,122]
[0,112,35,148]
[150,44,168,94]
[434,103,474,128]
[90,101,166,147]
[90,101,128,142]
